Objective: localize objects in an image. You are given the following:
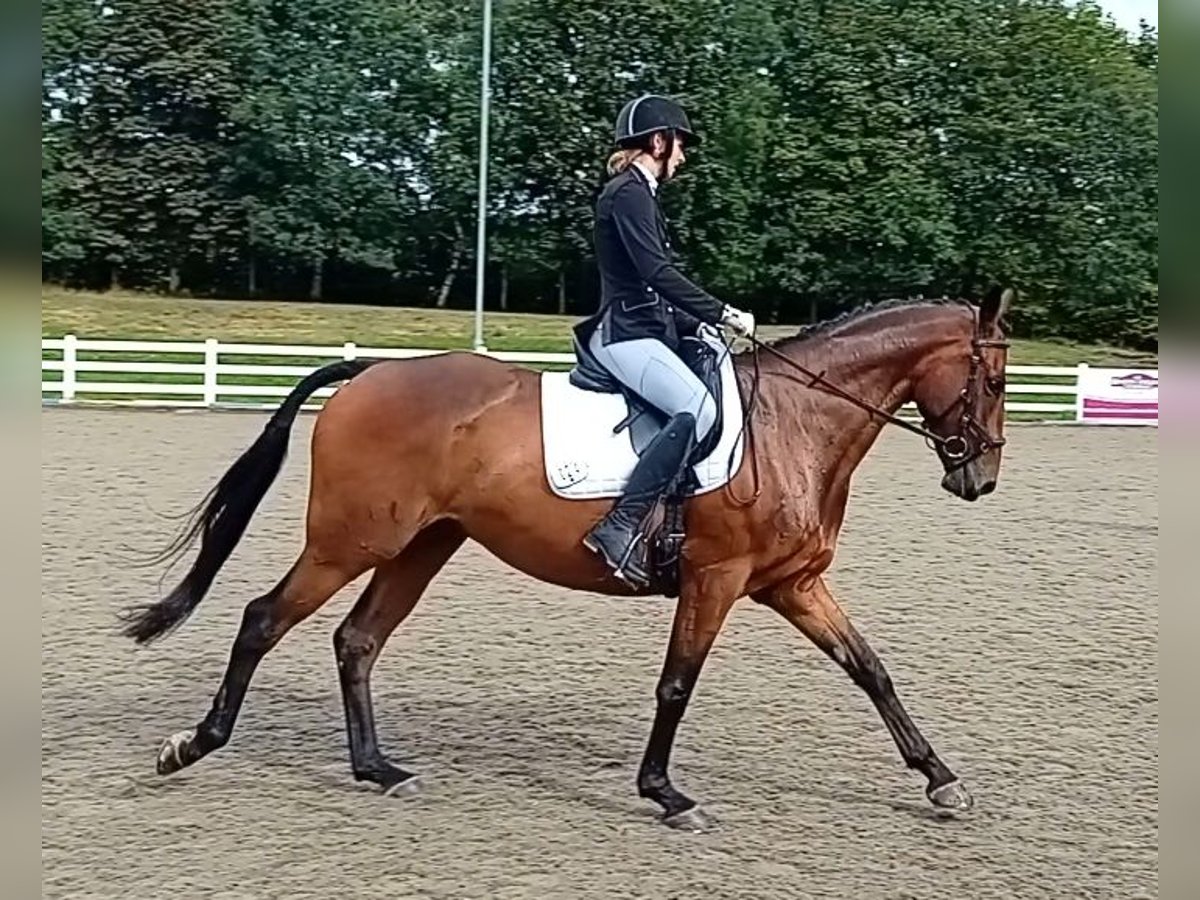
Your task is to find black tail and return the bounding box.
[119,359,377,645]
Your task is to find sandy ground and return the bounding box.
[42,407,1157,899]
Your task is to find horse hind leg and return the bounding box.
[155,548,370,777]
[333,520,466,795]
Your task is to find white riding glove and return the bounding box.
[720,304,756,338]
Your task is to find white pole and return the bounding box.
[203,339,219,407]
[62,334,78,403]
[473,0,493,353]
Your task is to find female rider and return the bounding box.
[577,93,756,588]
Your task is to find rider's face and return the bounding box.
[666,138,686,178]
[653,132,686,179]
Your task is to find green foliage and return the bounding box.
[41,0,1158,349]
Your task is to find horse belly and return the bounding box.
[436,371,633,593]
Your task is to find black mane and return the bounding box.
[764,297,969,350]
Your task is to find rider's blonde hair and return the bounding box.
[606,148,640,176]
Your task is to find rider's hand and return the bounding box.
[720,305,756,338]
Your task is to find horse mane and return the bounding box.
[762,296,969,351]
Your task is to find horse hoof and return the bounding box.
[663,805,712,833]
[382,775,422,798]
[928,779,974,812]
[156,729,194,776]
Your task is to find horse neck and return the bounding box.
[762,307,969,484]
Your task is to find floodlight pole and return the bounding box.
[472,0,493,353]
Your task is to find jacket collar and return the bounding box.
[631,160,660,196]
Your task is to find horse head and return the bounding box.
[911,286,1015,502]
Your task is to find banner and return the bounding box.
[1076,366,1158,425]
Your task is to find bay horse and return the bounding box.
[121,287,1014,832]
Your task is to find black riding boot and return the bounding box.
[583,411,698,589]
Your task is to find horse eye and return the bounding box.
[985,376,1006,396]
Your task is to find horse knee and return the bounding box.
[656,675,691,707]
[333,621,377,672]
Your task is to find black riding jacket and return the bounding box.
[588,165,725,347]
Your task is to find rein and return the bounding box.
[716,303,1008,505]
[737,302,1009,479]
[747,336,956,450]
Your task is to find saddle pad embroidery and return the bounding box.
[540,342,745,500]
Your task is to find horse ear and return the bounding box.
[981,285,1015,328]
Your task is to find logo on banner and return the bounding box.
[1109,372,1157,391]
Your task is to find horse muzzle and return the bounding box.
[940,458,997,502]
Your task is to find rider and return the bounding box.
[578,93,756,588]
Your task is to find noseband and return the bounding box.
[746,304,1009,468]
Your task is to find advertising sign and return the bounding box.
[1076,366,1158,425]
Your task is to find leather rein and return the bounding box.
[722,304,1008,505]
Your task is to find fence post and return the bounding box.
[343,341,357,360]
[1075,362,1088,423]
[62,333,77,403]
[203,339,219,407]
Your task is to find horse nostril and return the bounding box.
[980,479,997,496]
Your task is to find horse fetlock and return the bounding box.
[192,718,233,755]
[637,772,669,797]
[642,780,699,820]
[637,768,697,815]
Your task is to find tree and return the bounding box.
[40,0,1157,349]
[66,0,248,291]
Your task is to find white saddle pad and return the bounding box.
[540,338,745,500]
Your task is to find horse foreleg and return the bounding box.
[753,575,973,811]
[333,521,466,795]
[156,550,365,776]
[636,569,742,832]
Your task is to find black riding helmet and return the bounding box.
[613,94,702,150]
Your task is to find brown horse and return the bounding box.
[122,287,1014,832]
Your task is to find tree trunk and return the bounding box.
[435,265,458,308]
[436,224,465,308]
[168,265,181,294]
[809,294,819,324]
[499,263,509,311]
[310,256,324,301]
[557,267,567,315]
[247,214,258,297]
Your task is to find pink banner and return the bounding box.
[1076,368,1158,426]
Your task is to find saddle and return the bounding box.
[567,315,728,597]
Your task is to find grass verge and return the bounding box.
[41,288,1158,368]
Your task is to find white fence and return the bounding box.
[41,334,1093,419]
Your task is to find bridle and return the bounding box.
[926,305,1010,471]
[743,302,1009,472]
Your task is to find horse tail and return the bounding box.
[119,358,378,645]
